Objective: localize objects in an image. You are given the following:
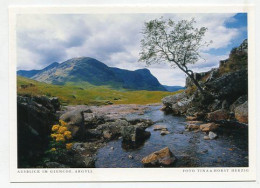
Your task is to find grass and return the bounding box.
[17,76,182,105]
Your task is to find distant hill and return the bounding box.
[17,62,59,78]
[163,85,185,92]
[17,57,166,91]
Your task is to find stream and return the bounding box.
[95,105,248,168]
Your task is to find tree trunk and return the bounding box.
[186,72,205,95]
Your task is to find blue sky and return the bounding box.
[206,13,247,56]
[17,13,247,86]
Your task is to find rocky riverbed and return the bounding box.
[17,95,248,168]
[95,105,248,168]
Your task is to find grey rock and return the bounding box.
[230,95,248,112]
[17,95,59,167]
[209,131,218,140]
[205,70,248,100]
[121,125,151,145]
[234,101,248,124]
[160,130,170,135]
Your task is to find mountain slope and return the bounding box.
[17,62,59,78]
[17,76,174,105]
[18,57,166,91]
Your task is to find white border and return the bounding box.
[9,5,256,182]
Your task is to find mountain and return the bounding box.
[163,85,185,92]
[17,62,59,78]
[17,57,166,91]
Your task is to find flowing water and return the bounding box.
[95,105,248,168]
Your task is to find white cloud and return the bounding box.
[17,13,243,85]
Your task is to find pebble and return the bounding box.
[160,130,170,135]
[110,147,114,150]
[204,136,210,140]
[128,155,133,159]
[209,131,218,140]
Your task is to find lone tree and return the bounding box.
[139,17,212,94]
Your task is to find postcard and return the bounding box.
[9,5,256,182]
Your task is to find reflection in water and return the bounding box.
[95,106,248,168]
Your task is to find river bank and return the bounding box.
[17,95,248,168]
[60,103,248,168]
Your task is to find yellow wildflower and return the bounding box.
[51,133,57,138]
[64,131,72,139]
[57,126,67,134]
[52,124,60,132]
[50,148,56,152]
[66,143,73,150]
[59,120,67,126]
[55,134,65,142]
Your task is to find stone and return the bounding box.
[17,96,59,167]
[186,116,197,121]
[141,147,176,167]
[128,119,154,129]
[234,101,248,124]
[160,106,167,111]
[72,143,85,152]
[200,123,219,132]
[209,131,218,140]
[205,69,248,100]
[160,130,170,135]
[187,121,203,125]
[60,107,88,140]
[161,92,191,115]
[49,97,61,111]
[194,112,206,120]
[207,109,229,121]
[60,107,87,126]
[97,119,130,140]
[187,124,200,131]
[121,125,151,145]
[103,130,112,140]
[205,68,218,83]
[128,155,133,159]
[161,128,168,131]
[83,156,96,168]
[162,92,187,107]
[86,129,103,139]
[230,95,248,112]
[71,153,96,168]
[204,136,210,140]
[153,125,167,131]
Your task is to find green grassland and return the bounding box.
[17,76,181,105]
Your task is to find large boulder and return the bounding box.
[141,147,176,167]
[17,95,60,167]
[200,123,219,132]
[162,92,186,109]
[97,119,129,140]
[205,69,248,101]
[207,109,229,121]
[230,95,248,112]
[234,101,248,124]
[127,118,154,129]
[162,92,193,115]
[60,106,91,140]
[121,125,151,148]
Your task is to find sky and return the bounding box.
[16,13,247,86]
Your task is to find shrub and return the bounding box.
[45,120,73,163]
